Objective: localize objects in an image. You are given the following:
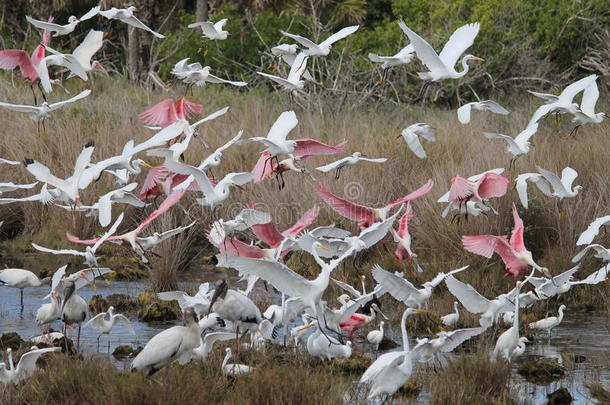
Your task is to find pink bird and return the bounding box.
[316,179,434,229]
[66,188,186,263]
[449,172,509,206]
[462,204,549,278]
[251,205,320,249]
[208,234,290,260]
[138,165,202,200]
[251,152,315,189]
[138,98,203,146]
[390,202,422,272]
[0,19,53,103]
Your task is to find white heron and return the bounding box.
[528,305,566,338]
[568,78,606,136]
[372,264,469,309]
[191,332,235,361]
[158,281,212,317]
[576,215,610,245]
[440,301,460,327]
[368,44,415,69]
[188,18,229,40]
[171,59,247,87]
[457,100,509,124]
[398,20,484,82]
[222,347,254,377]
[0,268,50,310]
[316,152,387,179]
[99,6,165,38]
[484,122,538,168]
[25,7,99,36]
[84,306,135,350]
[257,52,309,92]
[0,347,61,385]
[512,337,530,358]
[280,25,359,57]
[394,123,436,159]
[132,307,200,376]
[367,321,384,355]
[0,181,38,195]
[492,278,529,361]
[305,324,352,360]
[414,327,484,361]
[359,307,426,401]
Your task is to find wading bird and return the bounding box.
[483,122,538,168]
[222,347,254,376]
[171,59,247,88]
[440,301,460,327]
[280,25,359,57]
[25,7,99,36]
[391,202,422,271]
[60,279,88,349]
[0,347,61,385]
[577,215,610,246]
[457,100,509,124]
[188,18,229,40]
[257,52,309,93]
[492,278,529,361]
[0,269,50,311]
[368,44,415,70]
[84,306,135,350]
[99,6,165,38]
[528,305,566,339]
[395,123,436,159]
[316,152,387,179]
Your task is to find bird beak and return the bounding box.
[392,135,401,140]
[379,310,389,320]
[472,57,485,62]
[298,323,315,332]
[317,244,331,251]
[414,309,428,313]
[141,161,153,169]
[103,32,110,38]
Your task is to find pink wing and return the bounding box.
[0,50,37,81]
[386,179,434,209]
[293,139,347,157]
[136,188,186,233]
[462,235,523,273]
[448,175,474,203]
[180,98,203,119]
[208,234,266,258]
[282,205,320,238]
[139,165,168,199]
[251,221,284,248]
[66,232,121,246]
[396,202,413,237]
[509,203,527,253]
[477,173,509,199]
[251,152,276,183]
[138,99,178,127]
[315,187,376,227]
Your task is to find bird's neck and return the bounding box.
[456,57,471,78]
[401,311,410,352]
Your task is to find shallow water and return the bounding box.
[1,279,609,403]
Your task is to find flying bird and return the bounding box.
[25,7,99,36]
[188,18,229,40]
[280,25,359,57]
[394,123,436,159]
[99,6,165,38]
[457,100,509,124]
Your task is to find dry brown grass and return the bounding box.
[0,75,608,308]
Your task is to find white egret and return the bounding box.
[484,122,538,168]
[368,44,415,69]
[84,306,135,350]
[457,100,509,124]
[572,244,610,263]
[280,25,359,57]
[99,6,165,38]
[0,347,61,385]
[512,337,530,358]
[440,301,460,327]
[171,59,247,87]
[367,321,384,355]
[0,181,37,195]
[394,123,436,159]
[257,52,309,92]
[158,282,211,317]
[528,305,566,338]
[25,7,99,36]
[414,327,484,361]
[222,347,254,376]
[315,152,387,179]
[191,332,235,361]
[492,280,526,361]
[208,208,271,245]
[305,325,352,360]
[188,18,229,40]
[568,78,606,136]
[41,29,105,81]
[529,265,606,299]
[576,215,610,246]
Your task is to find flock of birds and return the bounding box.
[0,6,608,402]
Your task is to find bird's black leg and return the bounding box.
[77,324,81,350]
[37,82,47,102]
[30,85,38,105]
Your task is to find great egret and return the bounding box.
[457,100,509,124]
[0,269,50,310]
[316,179,434,229]
[280,25,359,57]
[492,279,527,361]
[372,264,469,308]
[84,306,135,350]
[171,59,247,87]
[391,202,422,271]
[158,282,211,317]
[290,314,314,347]
[528,305,566,338]
[572,244,610,263]
[0,347,61,385]
[359,307,426,401]
[132,307,200,375]
[483,122,539,168]
[440,301,460,327]
[368,44,415,69]
[529,265,606,299]
[222,347,254,376]
[512,337,530,358]
[395,123,436,159]
[367,321,384,355]
[462,204,550,277]
[414,327,484,361]
[98,6,165,38]
[397,20,483,82]
[188,18,229,40]
[316,152,387,179]
[305,324,352,360]
[576,215,610,245]
[257,52,309,92]
[25,7,99,36]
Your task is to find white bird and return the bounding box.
[0,268,50,309]
[191,332,235,361]
[198,130,244,171]
[492,279,529,361]
[209,208,271,245]
[222,347,254,377]
[528,305,566,338]
[188,18,229,40]
[512,337,530,358]
[414,327,484,361]
[132,307,200,376]
[25,7,99,36]
[257,52,309,92]
[457,100,509,124]
[394,123,436,159]
[207,280,262,336]
[158,282,212,317]
[0,89,91,127]
[0,158,20,165]
[137,221,196,252]
[31,212,123,267]
[0,181,37,194]
[572,244,610,263]
[483,122,538,167]
[95,184,144,227]
[528,74,598,126]
[372,264,469,309]
[99,6,165,38]
[0,347,61,385]
[440,301,460,327]
[367,321,384,354]
[271,44,298,56]
[398,20,484,82]
[59,279,89,349]
[515,172,553,210]
[568,78,606,136]
[527,265,581,299]
[316,152,387,179]
[84,306,135,349]
[280,25,359,57]
[171,58,247,87]
[290,314,314,347]
[41,30,105,80]
[368,44,415,69]
[35,290,61,332]
[441,200,498,220]
[576,215,610,245]
[305,324,352,360]
[359,307,426,401]
[516,166,582,209]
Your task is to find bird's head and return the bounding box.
[68,16,78,23]
[464,54,485,63]
[93,61,108,74]
[371,303,388,319]
[108,306,115,313]
[128,6,137,12]
[559,304,566,311]
[405,307,427,316]
[353,152,363,157]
